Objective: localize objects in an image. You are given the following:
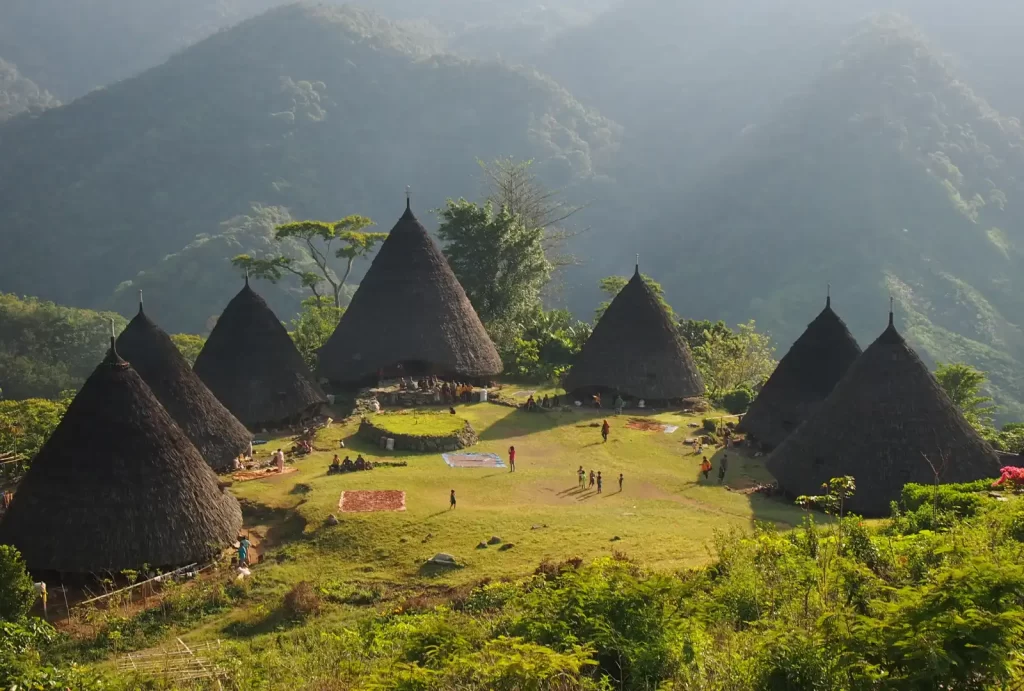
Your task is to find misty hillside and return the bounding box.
[639,17,1024,419]
[0,3,618,331]
[0,59,59,122]
[0,0,609,99]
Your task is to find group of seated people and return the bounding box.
[291,438,313,456]
[328,454,373,474]
[398,375,440,391]
[525,394,560,411]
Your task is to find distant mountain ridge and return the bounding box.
[637,17,1024,420]
[0,3,619,331]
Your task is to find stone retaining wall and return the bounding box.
[358,417,479,453]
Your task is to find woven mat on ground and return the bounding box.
[442,452,506,468]
[232,467,298,482]
[339,490,406,513]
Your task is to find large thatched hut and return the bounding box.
[739,294,862,448]
[194,280,326,429]
[767,311,1001,516]
[317,200,502,387]
[0,341,242,574]
[116,298,251,472]
[564,265,703,401]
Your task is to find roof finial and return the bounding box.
[634,253,640,276]
[406,185,411,211]
[244,267,249,286]
[138,288,144,313]
[888,296,894,327]
[826,283,831,308]
[109,318,117,354]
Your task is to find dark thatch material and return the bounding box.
[193,280,327,429]
[0,343,242,574]
[767,313,1002,516]
[117,301,251,472]
[317,201,502,387]
[564,266,704,400]
[738,296,862,448]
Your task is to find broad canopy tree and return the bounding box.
[232,216,386,307]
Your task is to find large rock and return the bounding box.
[427,553,458,566]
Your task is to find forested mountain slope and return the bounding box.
[0,59,58,122]
[640,18,1024,419]
[0,0,608,100]
[0,3,619,332]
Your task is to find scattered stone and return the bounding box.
[498,543,515,551]
[530,524,548,530]
[399,536,408,543]
[476,542,488,549]
[325,514,339,526]
[487,536,502,545]
[610,536,621,542]
[421,533,433,544]
[427,553,458,566]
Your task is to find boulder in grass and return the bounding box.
[498,543,514,551]
[476,542,488,549]
[487,536,502,545]
[428,553,458,566]
[325,514,339,526]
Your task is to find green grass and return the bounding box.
[367,410,468,437]
[233,402,803,586]
[74,399,813,671]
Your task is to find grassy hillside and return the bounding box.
[0,3,620,332]
[25,400,1023,687]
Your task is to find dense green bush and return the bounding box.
[0,545,35,622]
[720,386,754,414]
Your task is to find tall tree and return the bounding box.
[935,362,996,430]
[289,297,345,370]
[694,321,776,399]
[479,157,583,271]
[437,199,551,331]
[231,216,385,307]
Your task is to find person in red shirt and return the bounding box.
[508,445,516,472]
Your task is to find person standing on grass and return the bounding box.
[450,489,457,509]
[238,535,251,567]
[618,473,624,492]
[718,454,729,484]
[589,470,596,488]
[601,419,610,443]
[508,445,516,473]
[596,471,603,493]
[701,457,712,480]
[578,465,586,489]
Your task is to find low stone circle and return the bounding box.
[358,417,478,453]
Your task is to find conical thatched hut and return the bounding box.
[0,341,242,574]
[317,200,502,387]
[767,311,1001,516]
[564,265,703,401]
[193,280,326,429]
[116,298,251,472]
[739,294,862,448]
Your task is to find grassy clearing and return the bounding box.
[367,410,468,436]
[233,402,803,586]
[67,398,815,678]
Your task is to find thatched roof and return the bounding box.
[739,295,862,448]
[0,342,242,573]
[193,280,326,428]
[317,200,502,386]
[116,300,251,472]
[564,266,704,400]
[767,313,1001,516]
